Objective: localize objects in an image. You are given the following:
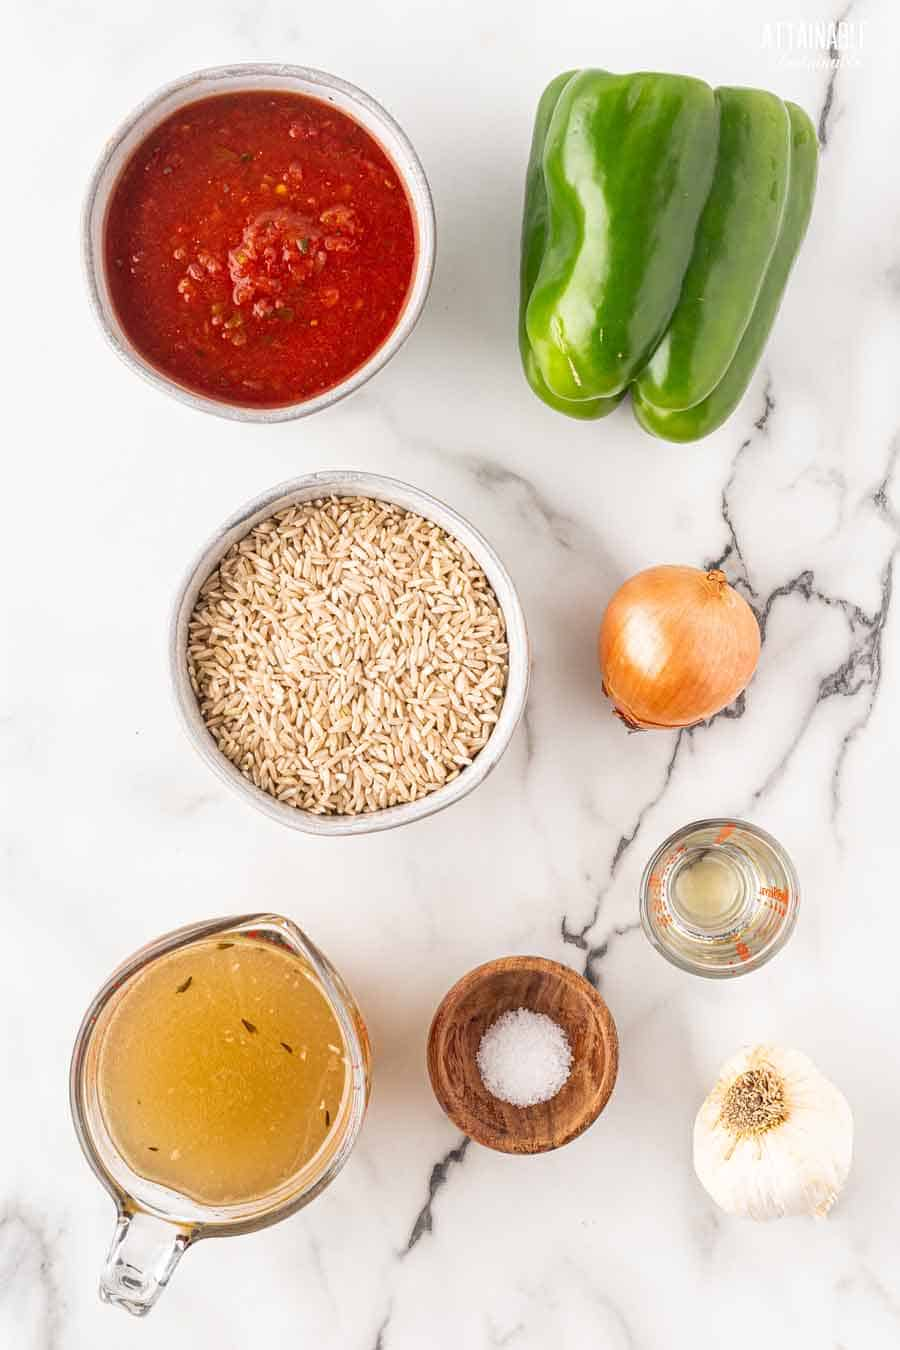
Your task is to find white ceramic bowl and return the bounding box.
[171,471,530,835]
[83,64,436,422]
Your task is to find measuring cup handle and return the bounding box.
[99,1210,191,1316]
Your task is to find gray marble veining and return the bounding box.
[4,0,899,1346]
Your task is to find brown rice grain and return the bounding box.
[186,496,509,816]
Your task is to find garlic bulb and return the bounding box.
[693,1044,852,1220]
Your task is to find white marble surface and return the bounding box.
[4,0,900,1346]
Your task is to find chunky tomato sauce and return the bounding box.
[105,91,417,407]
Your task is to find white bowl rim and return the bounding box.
[170,470,531,835]
[82,62,436,423]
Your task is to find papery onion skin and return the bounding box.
[598,565,761,729]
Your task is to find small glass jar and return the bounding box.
[639,818,799,978]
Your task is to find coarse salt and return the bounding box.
[476,1007,572,1107]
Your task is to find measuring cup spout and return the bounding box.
[99,1210,191,1315]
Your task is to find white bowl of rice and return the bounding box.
[170,471,530,835]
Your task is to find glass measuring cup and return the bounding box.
[639,819,799,978]
[69,914,370,1316]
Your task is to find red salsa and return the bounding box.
[104,91,417,407]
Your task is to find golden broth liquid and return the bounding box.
[96,935,348,1207]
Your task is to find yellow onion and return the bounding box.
[598,565,760,729]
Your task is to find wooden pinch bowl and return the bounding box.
[427,956,619,1154]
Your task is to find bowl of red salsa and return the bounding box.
[84,64,435,420]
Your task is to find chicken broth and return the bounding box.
[95,934,348,1207]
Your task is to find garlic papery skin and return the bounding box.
[693,1044,853,1220]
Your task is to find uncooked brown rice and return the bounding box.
[186,496,509,815]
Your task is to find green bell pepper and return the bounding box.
[633,102,819,441]
[519,71,625,420]
[520,71,818,441]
